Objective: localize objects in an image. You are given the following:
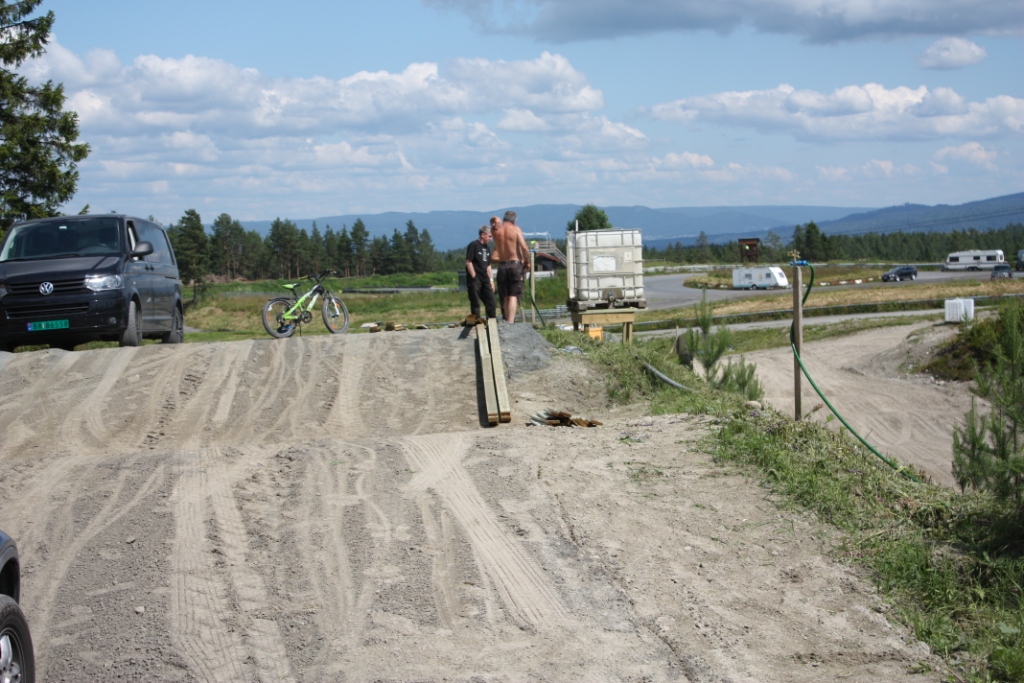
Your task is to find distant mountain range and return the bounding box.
[237,192,1024,252]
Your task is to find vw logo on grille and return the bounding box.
[39,281,54,295]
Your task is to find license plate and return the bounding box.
[27,319,69,331]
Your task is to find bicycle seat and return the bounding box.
[283,283,300,291]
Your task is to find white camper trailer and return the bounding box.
[732,266,789,290]
[944,249,1005,271]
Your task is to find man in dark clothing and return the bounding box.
[465,225,496,320]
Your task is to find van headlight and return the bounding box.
[85,274,123,291]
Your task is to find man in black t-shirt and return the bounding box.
[465,225,496,320]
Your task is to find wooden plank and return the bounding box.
[487,318,512,423]
[570,310,637,326]
[476,322,499,424]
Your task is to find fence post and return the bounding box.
[792,263,803,420]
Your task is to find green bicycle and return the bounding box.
[261,270,350,338]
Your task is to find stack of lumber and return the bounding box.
[476,319,511,425]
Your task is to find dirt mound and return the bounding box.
[0,328,940,681]
[741,322,972,487]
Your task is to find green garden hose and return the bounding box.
[790,262,921,483]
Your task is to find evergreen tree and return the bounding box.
[336,227,353,277]
[209,212,245,279]
[369,235,388,275]
[167,209,209,301]
[403,220,420,272]
[350,219,369,276]
[0,0,90,229]
[389,227,411,274]
[309,223,326,274]
[266,218,301,278]
[417,229,437,273]
[568,204,612,231]
[953,302,1024,508]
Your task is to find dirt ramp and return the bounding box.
[0,327,941,681]
[741,323,970,486]
[0,330,482,462]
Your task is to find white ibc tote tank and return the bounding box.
[944,298,975,323]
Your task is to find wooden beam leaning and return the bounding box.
[486,318,512,423]
[476,321,500,424]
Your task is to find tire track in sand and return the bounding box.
[402,433,568,630]
[319,337,368,438]
[170,444,295,683]
[57,347,139,450]
[30,462,166,650]
[0,351,82,453]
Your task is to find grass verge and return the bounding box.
[540,327,1024,682]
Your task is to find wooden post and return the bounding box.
[530,250,536,325]
[792,265,803,420]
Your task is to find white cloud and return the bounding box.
[425,0,1024,43]
[862,160,896,178]
[660,152,715,169]
[651,83,1024,141]
[933,142,998,170]
[26,46,602,138]
[498,108,550,132]
[698,162,797,183]
[816,166,851,181]
[917,37,988,69]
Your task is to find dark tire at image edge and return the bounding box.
[118,300,141,347]
[0,595,35,683]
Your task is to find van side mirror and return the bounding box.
[132,241,154,258]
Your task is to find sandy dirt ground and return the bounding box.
[0,324,946,681]
[738,322,971,487]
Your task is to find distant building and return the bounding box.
[739,238,760,263]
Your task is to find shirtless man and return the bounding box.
[491,210,530,322]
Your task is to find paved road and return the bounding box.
[643,268,998,311]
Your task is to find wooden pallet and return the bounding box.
[476,319,511,424]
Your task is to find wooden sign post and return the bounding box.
[791,262,803,420]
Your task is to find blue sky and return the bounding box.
[22,0,1024,225]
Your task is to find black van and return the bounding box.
[0,214,183,352]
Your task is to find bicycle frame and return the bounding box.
[279,285,323,324]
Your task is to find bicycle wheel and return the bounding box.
[262,298,298,338]
[322,295,350,334]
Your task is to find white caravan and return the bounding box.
[732,266,789,290]
[944,250,1005,271]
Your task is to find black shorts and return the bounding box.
[497,261,524,298]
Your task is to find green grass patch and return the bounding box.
[726,314,943,355]
[187,271,572,335]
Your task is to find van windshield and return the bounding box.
[0,217,122,262]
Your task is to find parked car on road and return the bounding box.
[991,263,1014,279]
[881,265,917,282]
[0,529,34,683]
[0,214,183,353]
